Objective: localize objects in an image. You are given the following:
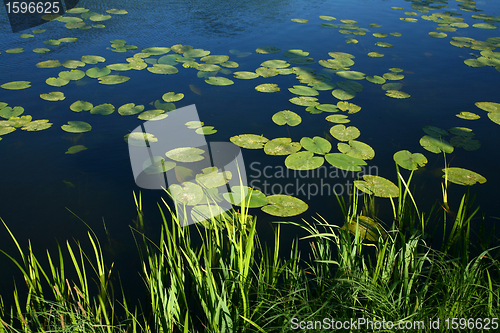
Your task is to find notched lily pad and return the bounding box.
[61,121,91,133]
[300,136,331,154]
[169,182,204,205]
[443,167,486,186]
[205,77,234,86]
[285,151,324,170]
[1,81,31,90]
[330,124,360,141]
[40,91,65,101]
[337,140,374,160]
[230,134,268,149]
[256,83,280,92]
[165,147,205,162]
[256,46,281,54]
[264,138,301,155]
[223,186,268,208]
[98,75,130,85]
[70,100,93,112]
[272,110,301,126]
[65,145,87,154]
[354,175,399,198]
[325,153,366,171]
[261,195,308,217]
[419,135,454,153]
[393,150,427,170]
[90,103,115,115]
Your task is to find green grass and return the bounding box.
[1,165,499,332]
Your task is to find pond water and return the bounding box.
[1,0,500,302]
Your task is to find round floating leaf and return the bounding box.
[86,67,111,78]
[272,110,301,126]
[375,42,393,47]
[89,14,111,21]
[284,49,309,57]
[261,60,290,69]
[261,195,308,217]
[6,48,24,53]
[142,156,175,175]
[320,16,336,21]
[288,85,319,96]
[107,9,128,14]
[326,114,350,124]
[1,81,31,90]
[443,167,486,186]
[256,46,281,54]
[311,82,336,90]
[40,91,65,101]
[43,39,61,45]
[117,103,144,116]
[81,55,105,64]
[386,90,410,99]
[162,92,184,102]
[448,127,474,137]
[291,18,308,23]
[325,153,367,171]
[220,61,239,68]
[330,124,360,141]
[195,126,217,135]
[186,121,204,129]
[169,182,204,205]
[0,127,16,135]
[354,175,399,198]
[488,112,500,125]
[182,48,209,58]
[61,121,91,133]
[332,89,355,100]
[338,140,374,160]
[373,33,387,38]
[366,75,386,84]
[337,101,361,113]
[264,138,301,155]
[367,52,385,58]
[450,136,480,151]
[59,37,78,43]
[393,150,427,170]
[166,147,205,162]
[138,110,167,121]
[230,134,268,149]
[70,100,93,112]
[45,77,69,87]
[429,31,447,38]
[4,115,31,128]
[472,23,497,29]
[383,72,404,80]
[21,119,52,131]
[59,70,85,81]
[90,103,114,115]
[419,135,454,153]
[300,136,331,154]
[126,132,158,146]
[336,71,365,80]
[33,48,51,53]
[475,102,500,113]
[285,151,324,170]
[205,77,234,86]
[107,63,131,71]
[223,186,268,208]
[289,96,319,106]
[0,106,23,119]
[62,60,85,69]
[255,67,278,77]
[197,64,221,72]
[422,125,448,138]
[65,145,87,154]
[98,75,130,85]
[147,64,178,74]
[199,55,229,64]
[255,83,280,92]
[456,111,480,120]
[234,71,259,79]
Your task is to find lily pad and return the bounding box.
[335,71,365,80]
[0,127,16,135]
[205,77,234,86]
[59,70,85,81]
[366,75,386,84]
[147,64,178,74]
[260,60,289,68]
[456,111,480,120]
[62,60,85,69]
[337,101,361,113]
[264,138,301,155]
[325,153,367,171]
[98,75,130,85]
[291,18,308,23]
[89,14,111,21]
[343,215,387,241]
[86,67,111,78]
[70,100,93,112]
[272,110,301,126]
[90,103,114,115]
[169,182,204,205]
[472,23,497,29]
[4,115,31,128]
[1,81,31,90]
[393,150,428,170]
[223,186,268,208]
[166,147,205,162]
[289,96,319,106]
[337,140,374,160]
[422,126,448,138]
[284,49,309,57]
[475,102,500,113]
[126,132,158,146]
[330,124,360,141]
[40,92,65,101]
[81,55,106,64]
[197,64,221,72]
[419,135,454,153]
[142,156,175,174]
[0,106,24,119]
[450,136,481,151]
[429,31,447,38]
[255,83,280,92]
[182,49,209,58]
[234,71,259,79]
[195,126,217,135]
[288,85,319,96]
[285,151,324,170]
[300,136,331,154]
[107,9,128,14]
[162,92,184,102]
[65,145,87,154]
[261,195,308,217]
[383,72,404,80]
[448,127,474,137]
[61,121,91,133]
[354,175,399,198]
[185,121,204,129]
[33,48,51,53]
[488,112,500,125]
[196,167,232,188]
[367,52,385,58]
[116,103,144,116]
[317,104,338,112]
[386,90,410,99]
[326,114,350,124]
[138,110,167,121]
[256,67,278,77]
[230,134,268,149]
[443,167,486,186]
[256,46,281,54]
[375,42,393,47]
[332,89,355,100]
[21,119,51,131]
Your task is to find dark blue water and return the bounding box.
[1,0,500,303]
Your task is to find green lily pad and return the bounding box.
[448,127,474,137]
[320,16,336,21]
[6,48,24,53]
[81,55,106,64]
[233,71,259,79]
[162,92,184,102]
[264,138,301,155]
[230,134,268,149]
[291,18,308,23]
[4,115,31,128]
[197,64,221,72]
[285,151,324,170]
[261,195,308,217]
[256,46,281,54]
[475,102,500,113]
[325,153,367,171]
[33,48,51,53]
[338,140,374,160]
[393,150,428,170]
[1,81,31,90]
[20,34,33,39]
[223,186,268,208]
[330,124,360,141]
[335,71,365,80]
[366,75,386,84]
[89,14,111,21]
[272,110,301,126]
[429,31,447,38]
[147,64,178,74]
[382,83,402,91]
[205,77,234,86]
[61,121,91,133]
[182,48,209,58]
[256,67,278,77]
[472,23,497,29]
[284,49,309,57]
[332,89,355,100]
[107,9,128,14]
[171,44,193,54]
[59,70,85,81]
[106,63,131,71]
[343,215,387,241]
[0,106,24,119]
[300,136,331,154]
[450,136,481,151]
[289,96,319,107]
[166,147,205,162]
[62,60,85,69]
[288,85,319,96]
[138,110,167,120]
[375,42,393,47]
[141,47,171,55]
[0,127,16,135]
[70,100,93,112]
[386,90,410,99]
[196,167,232,188]
[317,104,338,112]
[169,182,204,205]
[21,119,52,131]
[311,82,336,90]
[90,103,114,115]
[443,167,486,186]
[98,75,130,85]
[255,83,280,92]
[220,61,239,68]
[456,112,480,120]
[142,156,175,174]
[118,103,144,116]
[337,101,361,114]
[43,39,61,45]
[259,60,289,69]
[194,126,216,135]
[326,114,350,124]
[383,72,404,80]
[423,126,448,138]
[40,92,65,101]
[419,135,454,154]
[59,37,78,43]
[86,67,111,78]
[126,132,158,146]
[488,112,500,125]
[65,145,87,154]
[354,175,399,198]
[185,121,204,129]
